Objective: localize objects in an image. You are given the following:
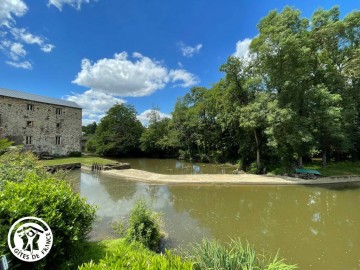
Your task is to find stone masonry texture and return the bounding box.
[0,95,82,156]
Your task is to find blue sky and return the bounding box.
[1,0,358,125]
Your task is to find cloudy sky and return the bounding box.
[0,0,357,125]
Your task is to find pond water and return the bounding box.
[68,170,360,270]
[113,158,236,174]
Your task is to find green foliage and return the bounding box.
[112,219,126,237]
[0,138,13,155]
[82,121,97,135]
[79,239,193,270]
[140,109,174,156]
[85,135,97,153]
[92,104,144,156]
[68,151,82,157]
[0,150,48,189]
[0,174,96,269]
[125,199,163,252]
[0,151,96,269]
[154,6,360,170]
[192,239,297,270]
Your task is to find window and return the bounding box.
[27,121,33,127]
[27,104,34,111]
[56,108,62,115]
[55,136,61,145]
[25,136,32,145]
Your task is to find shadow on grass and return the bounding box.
[68,241,108,268]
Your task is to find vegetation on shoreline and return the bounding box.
[0,151,96,269]
[82,6,360,174]
[41,155,117,166]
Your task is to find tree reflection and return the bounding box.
[99,174,137,201]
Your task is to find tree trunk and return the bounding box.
[254,129,261,171]
[298,156,303,168]
[322,149,327,167]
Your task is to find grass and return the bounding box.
[41,155,118,166]
[75,238,193,270]
[268,161,360,177]
[68,239,122,268]
[72,238,296,270]
[305,161,360,177]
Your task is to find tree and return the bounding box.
[93,104,144,156]
[140,108,173,156]
[82,122,97,135]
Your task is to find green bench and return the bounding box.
[295,169,321,179]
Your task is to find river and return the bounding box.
[67,160,360,269]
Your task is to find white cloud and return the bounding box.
[40,44,55,53]
[48,0,95,11]
[137,109,171,127]
[233,38,252,59]
[73,52,199,97]
[1,40,27,61]
[10,27,55,52]
[169,69,199,87]
[9,42,26,60]
[6,60,32,69]
[0,0,27,27]
[179,42,202,57]
[0,1,55,68]
[65,89,126,124]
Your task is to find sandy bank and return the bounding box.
[98,168,360,185]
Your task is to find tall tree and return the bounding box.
[93,104,143,156]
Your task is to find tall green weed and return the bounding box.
[192,239,297,270]
[125,199,163,252]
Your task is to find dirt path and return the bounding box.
[98,169,360,185]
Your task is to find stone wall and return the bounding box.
[0,95,82,155]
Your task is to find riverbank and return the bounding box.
[100,168,360,185]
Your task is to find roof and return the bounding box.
[0,88,81,109]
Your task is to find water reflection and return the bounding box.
[114,158,236,174]
[67,170,360,269]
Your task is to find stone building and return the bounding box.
[0,88,82,156]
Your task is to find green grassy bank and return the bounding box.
[41,156,117,166]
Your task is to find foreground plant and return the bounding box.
[0,151,96,269]
[192,239,297,270]
[125,198,163,252]
[79,239,193,270]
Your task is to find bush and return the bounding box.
[192,239,297,270]
[125,199,163,252]
[0,173,96,269]
[79,239,193,270]
[68,151,82,157]
[0,138,13,155]
[0,150,49,189]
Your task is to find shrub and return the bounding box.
[125,199,163,252]
[68,151,82,157]
[0,138,13,155]
[0,173,96,269]
[79,239,193,270]
[0,150,48,189]
[192,239,297,270]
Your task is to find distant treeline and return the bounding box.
[83,6,360,173]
